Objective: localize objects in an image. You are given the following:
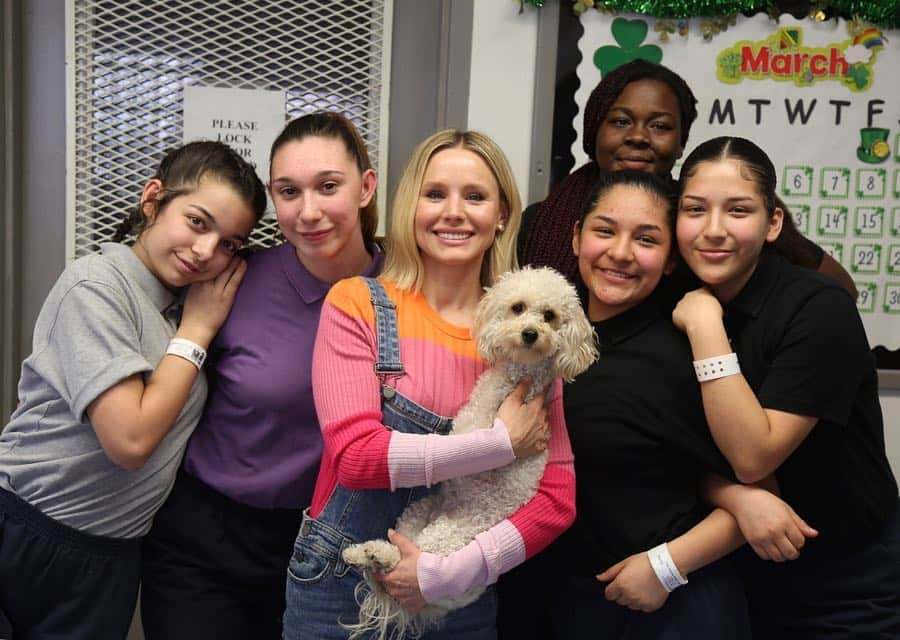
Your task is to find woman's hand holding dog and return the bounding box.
[374,529,427,612]
[498,381,550,459]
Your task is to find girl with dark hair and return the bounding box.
[518,59,857,299]
[501,170,815,639]
[140,112,383,640]
[673,136,900,638]
[0,140,265,640]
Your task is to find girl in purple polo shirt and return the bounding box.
[140,112,384,640]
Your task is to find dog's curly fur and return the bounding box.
[341,267,597,640]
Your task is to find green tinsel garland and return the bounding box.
[827,1,899,28]
[521,0,899,28]
[576,1,760,18]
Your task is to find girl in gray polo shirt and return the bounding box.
[0,140,266,640]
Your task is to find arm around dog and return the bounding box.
[388,381,549,489]
[411,379,575,603]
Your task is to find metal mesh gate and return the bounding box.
[66,0,391,260]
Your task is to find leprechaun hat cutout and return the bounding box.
[857,128,890,164]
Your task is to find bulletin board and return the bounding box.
[573,12,900,350]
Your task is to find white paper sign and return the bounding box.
[183,86,285,217]
[575,13,900,349]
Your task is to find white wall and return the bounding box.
[467,2,538,205]
[882,390,900,485]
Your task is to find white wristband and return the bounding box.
[166,338,207,370]
[693,353,740,382]
[647,543,688,593]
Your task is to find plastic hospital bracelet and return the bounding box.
[693,353,740,382]
[166,338,207,370]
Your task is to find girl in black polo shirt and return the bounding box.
[674,136,900,638]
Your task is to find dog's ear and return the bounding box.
[554,305,598,381]
[474,278,504,363]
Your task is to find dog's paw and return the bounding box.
[342,539,401,572]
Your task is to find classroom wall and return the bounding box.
[19,0,66,359]
[467,1,538,203]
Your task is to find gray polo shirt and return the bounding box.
[0,243,207,538]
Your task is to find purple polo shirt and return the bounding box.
[182,241,383,509]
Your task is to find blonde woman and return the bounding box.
[283,130,576,639]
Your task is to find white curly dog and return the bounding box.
[341,266,597,640]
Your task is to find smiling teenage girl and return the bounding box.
[673,136,900,638]
[282,129,575,639]
[0,141,266,640]
[140,113,383,640]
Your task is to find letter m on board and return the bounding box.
[741,46,768,73]
[709,99,736,125]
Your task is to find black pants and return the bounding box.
[738,499,900,639]
[0,489,140,640]
[140,470,303,640]
[499,553,750,640]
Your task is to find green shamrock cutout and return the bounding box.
[594,18,663,77]
[845,63,870,90]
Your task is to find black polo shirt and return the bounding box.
[551,299,735,575]
[723,249,897,554]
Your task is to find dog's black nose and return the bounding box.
[521,329,538,345]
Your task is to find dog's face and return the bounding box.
[475,267,597,381]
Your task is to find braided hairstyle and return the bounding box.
[521,60,697,284]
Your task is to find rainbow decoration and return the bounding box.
[778,28,800,50]
[853,27,885,49]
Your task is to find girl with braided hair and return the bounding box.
[519,60,695,284]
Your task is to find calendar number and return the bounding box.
[856,169,886,199]
[819,168,849,199]
[884,285,900,314]
[851,244,881,273]
[790,205,810,234]
[856,283,876,312]
[783,166,813,197]
[818,207,847,236]
[819,243,843,263]
[888,246,900,274]
[854,207,884,236]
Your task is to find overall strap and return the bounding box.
[362,277,404,378]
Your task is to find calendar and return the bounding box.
[575,12,900,348]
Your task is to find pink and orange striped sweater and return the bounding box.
[310,276,575,603]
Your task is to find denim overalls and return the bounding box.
[283,278,497,639]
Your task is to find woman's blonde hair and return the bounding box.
[382,129,521,291]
